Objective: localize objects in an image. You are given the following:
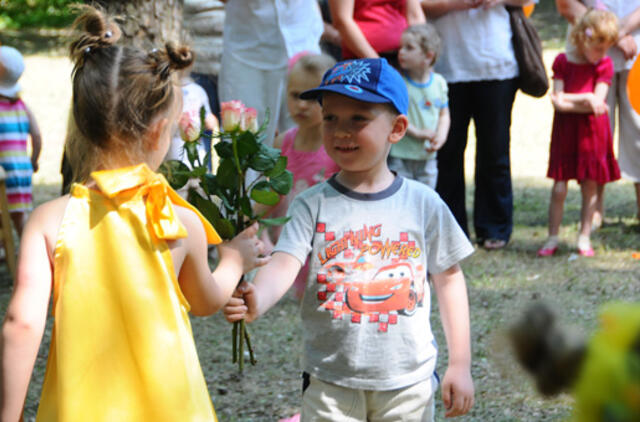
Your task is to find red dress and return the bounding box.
[547,53,620,184]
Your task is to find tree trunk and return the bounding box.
[92,0,184,49]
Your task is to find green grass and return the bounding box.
[1,7,640,421]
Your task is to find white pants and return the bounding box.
[607,69,640,182]
[301,375,437,422]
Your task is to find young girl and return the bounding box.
[0,7,267,422]
[0,45,42,236]
[260,53,339,298]
[538,9,620,258]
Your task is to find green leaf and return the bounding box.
[191,166,207,178]
[239,196,253,218]
[215,141,234,159]
[235,131,259,158]
[249,144,280,172]
[250,182,280,206]
[259,216,291,226]
[216,158,239,189]
[158,160,190,190]
[215,218,236,240]
[199,105,206,127]
[202,173,218,192]
[270,170,293,195]
[265,155,287,178]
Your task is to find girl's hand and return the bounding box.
[31,156,39,173]
[218,222,270,274]
[441,363,475,417]
[587,95,609,116]
[223,281,259,323]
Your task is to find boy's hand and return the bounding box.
[441,363,474,417]
[223,281,259,323]
[426,136,446,153]
[218,222,270,274]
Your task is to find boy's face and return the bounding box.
[398,34,433,72]
[321,92,406,177]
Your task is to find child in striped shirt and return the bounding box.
[0,46,42,235]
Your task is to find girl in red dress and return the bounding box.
[538,9,620,257]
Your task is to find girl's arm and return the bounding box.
[421,0,483,19]
[175,208,268,316]
[427,106,451,152]
[406,123,436,141]
[406,0,427,25]
[432,264,474,417]
[224,251,302,323]
[550,79,607,114]
[25,105,42,173]
[329,0,379,58]
[1,206,53,422]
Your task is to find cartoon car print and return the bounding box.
[345,262,424,316]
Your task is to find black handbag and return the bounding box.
[506,6,549,97]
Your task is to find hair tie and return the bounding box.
[585,28,593,38]
[150,48,158,54]
[105,30,112,39]
[594,0,607,11]
[84,46,91,54]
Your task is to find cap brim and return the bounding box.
[300,84,392,105]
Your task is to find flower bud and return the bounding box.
[240,107,258,133]
[221,100,244,131]
[178,110,202,142]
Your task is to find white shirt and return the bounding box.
[432,7,519,83]
[222,0,323,70]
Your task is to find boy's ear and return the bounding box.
[388,114,409,144]
[146,117,169,151]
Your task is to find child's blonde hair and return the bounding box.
[403,23,441,63]
[570,9,619,48]
[289,53,336,84]
[66,5,194,183]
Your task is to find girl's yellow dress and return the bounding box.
[36,164,222,422]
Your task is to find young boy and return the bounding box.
[390,23,449,189]
[224,58,474,421]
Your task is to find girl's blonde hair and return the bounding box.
[289,53,336,84]
[569,9,619,48]
[66,5,194,183]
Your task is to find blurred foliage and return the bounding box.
[0,0,75,30]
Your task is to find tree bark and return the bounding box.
[91,0,184,49]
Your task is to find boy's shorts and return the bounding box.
[301,374,437,422]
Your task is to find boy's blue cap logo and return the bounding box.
[300,58,408,115]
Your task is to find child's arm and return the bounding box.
[175,208,269,316]
[617,8,640,60]
[1,206,54,421]
[426,107,450,153]
[432,263,474,418]
[555,0,587,24]
[224,251,302,323]
[406,123,436,142]
[421,0,483,19]
[550,79,608,115]
[25,105,42,173]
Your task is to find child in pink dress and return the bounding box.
[261,53,339,298]
[538,9,620,258]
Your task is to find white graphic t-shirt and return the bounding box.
[275,175,474,390]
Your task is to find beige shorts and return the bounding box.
[301,375,437,422]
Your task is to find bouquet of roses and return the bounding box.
[161,101,293,371]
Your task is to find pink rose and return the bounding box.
[178,110,202,142]
[221,100,244,131]
[240,107,258,133]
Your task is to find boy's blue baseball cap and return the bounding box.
[300,58,408,115]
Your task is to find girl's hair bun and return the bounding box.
[149,42,194,80]
[69,5,121,66]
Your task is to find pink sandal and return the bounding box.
[537,237,559,257]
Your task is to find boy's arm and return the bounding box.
[1,207,53,422]
[25,105,42,173]
[224,251,302,322]
[406,123,436,141]
[427,107,450,152]
[432,263,474,418]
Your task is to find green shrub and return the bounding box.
[0,0,75,29]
